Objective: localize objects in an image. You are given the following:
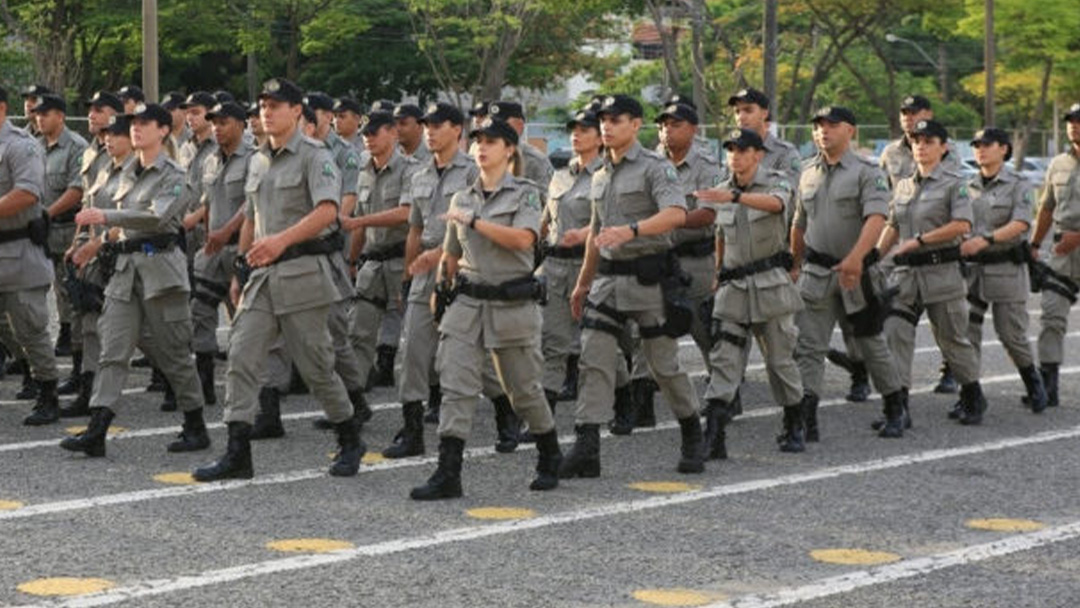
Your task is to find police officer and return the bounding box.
[62,103,211,457]
[489,101,554,191]
[1030,102,1080,409]
[728,88,802,185]
[332,97,365,158]
[20,85,52,136]
[33,94,89,360]
[468,100,492,130]
[879,119,989,425]
[117,85,145,115]
[959,127,1046,413]
[247,101,267,147]
[178,92,219,258]
[562,94,704,479]
[791,106,907,441]
[61,114,133,419]
[161,92,191,161]
[193,78,364,481]
[394,103,431,163]
[0,85,61,426]
[410,118,561,499]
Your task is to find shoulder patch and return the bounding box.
[958,184,970,199]
[791,157,802,172]
[875,176,889,192]
[526,189,541,211]
[776,179,791,192]
[345,155,359,170]
[664,166,678,183]
[323,161,336,177]
[173,184,182,197]
[1024,189,1035,204]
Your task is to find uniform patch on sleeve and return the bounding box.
[958,184,970,199]
[791,157,802,172]
[777,179,791,192]
[345,156,359,170]
[525,190,541,211]
[323,161,336,177]
[173,184,182,196]
[1024,189,1035,204]
[665,166,678,182]
[875,176,889,192]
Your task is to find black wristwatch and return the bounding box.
[982,232,995,245]
[469,214,479,230]
[731,188,742,204]
[629,221,639,238]
[915,233,925,246]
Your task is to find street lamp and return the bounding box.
[886,33,947,103]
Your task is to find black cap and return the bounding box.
[31,94,66,114]
[469,118,519,146]
[258,78,304,105]
[160,91,185,110]
[212,90,235,104]
[468,100,491,117]
[117,85,145,102]
[596,94,643,119]
[333,97,363,115]
[361,111,395,135]
[394,103,423,120]
[1065,103,1080,122]
[566,109,600,130]
[899,95,932,112]
[304,92,335,112]
[104,114,132,136]
[419,102,464,126]
[301,104,317,125]
[89,91,124,113]
[721,128,765,151]
[727,87,770,109]
[812,105,857,126]
[655,103,698,125]
[971,127,1012,160]
[665,94,696,110]
[369,99,396,114]
[181,91,216,110]
[21,84,53,99]
[910,119,948,141]
[0,86,7,104]
[206,102,247,122]
[489,101,524,121]
[245,101,260,117]
[131,103,173,129]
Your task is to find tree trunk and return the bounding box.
[1015,58,1053,168]
[645,0,681,98]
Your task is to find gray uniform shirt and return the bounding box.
[967,165,1034,302]
[796,149,891,261]
[521,140,554,192]
[179,134,218,212]
[0,119,50,291]
[326,131,360,197]
[39,127,89,207]
[762,131,803,186]
[544,156,601,248]
[81,137,112,197]
[403,142,432,164]
[202,141,254,232]
[880,137,964,189]
[669,144,724,246]
[356,149,416,253]
[1040,149,1080,277]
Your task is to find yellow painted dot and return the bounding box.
[362,452,387,464]
[810,548,902,565]
[17,577,115,597]
[265,538,355,553]
[632,588,725,606]
[0,500,24,511]
[152,472,197,485]
[65,425,127,436]
[627,481,703,494]
[966,518,1047,532]
[465,507,537,520]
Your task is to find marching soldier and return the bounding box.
[878,119,989,425]
[790,106,907,442]
[193,78,364,481]
[117,85,145,115]
[959,127,1046,413]
[161,91,191,160]
[1030,102,1080,409]
[728,88,801,185]
[410,118,561,500]
[63,103,211,457]
[332,97,366,161]
[561,94,704,479]
[0,85,61,426]
[394,103,431,163]
[489,101,554,191]
[697,128,805,457]
[178,91,219,259]
[20,85,52,137]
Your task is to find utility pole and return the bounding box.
[142,0,159,102]
[763,0,778,104]
[690,0,707,126]
[984,0,995,125]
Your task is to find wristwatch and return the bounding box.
[982,232,995,245]
[629,221,639,237]
[915,232,925,246]
[731,188,742,204]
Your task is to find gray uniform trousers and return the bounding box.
[966,275,1034,369]
[49,222,78,332]
[540,257,582,393]
[0,288,59,381]
[350,257,404,385]
[704,314,803,406]
[885,298,980,388]
[1038,288,1072,365]
[79,310,101,374]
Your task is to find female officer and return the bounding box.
[62,104,210,457]
[878,120,989,425]
[410,118,561,500]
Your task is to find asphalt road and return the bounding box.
[1,294,1079,607]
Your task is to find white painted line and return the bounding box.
[24,424,1080,608]
[705,521,1080,608]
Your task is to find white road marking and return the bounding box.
[23,424,1080,608]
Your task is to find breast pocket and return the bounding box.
[715,205,737,245]
[986,196,1013,229]
[799,188,817,219]
[831,181,862,219]
[615,175,651,218]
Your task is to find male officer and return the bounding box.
[394,103,431,163]
[161,91,191,160]
[333,97,365,157]
[0,85,61,425]
[728,88,802,184]
[178,91,219,256]
[193,78,364,481]
[1031,102,1080,409]
[561,94,704,479]
[33,94,89,359]
[20,85,52,136]
[791,106,907,441]
[117,85,145,114]
[489,101,554,191]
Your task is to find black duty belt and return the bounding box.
[53,209,78,224]
[894,245,961,267]
[718,250,793,283]
[358,240,406,264]
[598,252,668,276]
[805,247,880,269]
[107,233,181,255]
[672,237,714,258]
[278,232,345,264]
[966,242,1030,265]
[456,275,546,303]
[0,226,32,245]
[544,244,585,260]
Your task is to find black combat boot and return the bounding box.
[934,362,958,394]
[558,424,600,479]
[288,363,309,395]
[493,395,520,453]
[159,377,177,412]
[23,379,59,426]
[54,322,72,357]
[1019,365,1048,414]
[1040,363,1059,408]
[520,390,558,444]
[410,436,464,500]
[349,388,373,426]
[423,384,442,424]
[702,398,731,460]
[801,392,821,442]
[777,404,806,453]
[57,351,82,395]
[251,387,285,440]
[382,401,426,458]
[848,361,871,402]
[193,422,254,481]
[958,382,988,426]
[558,354,580,402]
[530,430,563,491]
[878,390,906,438]
[873,387,914,430]
[371,344,397,388]
[730,387,743,417]
[167,408,212,452]
[608,383,636,435]
[631,377,657,428]
[60,371,94,418]
[329,416,366,477]
[195,352,217,406]
[16,361,39,400]
[59,406,114,457]
[146,366,166,392]
[676,415,705,474]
